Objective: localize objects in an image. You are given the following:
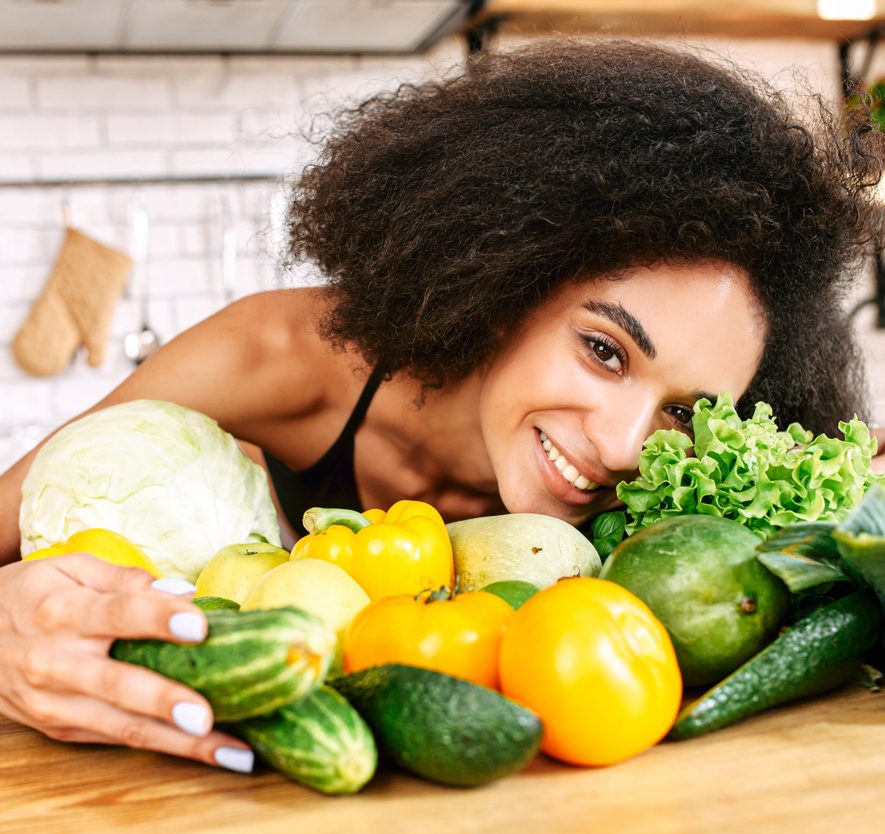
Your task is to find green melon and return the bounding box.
[599,515,790,686]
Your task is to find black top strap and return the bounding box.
[263,364,387,535]
[328,363,388,453]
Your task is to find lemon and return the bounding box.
[194,542,290,605]
[241,558,371,672]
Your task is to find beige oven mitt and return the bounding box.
[12,228,133,376]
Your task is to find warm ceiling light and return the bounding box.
[817,0,877,19]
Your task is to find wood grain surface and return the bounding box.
[2,684,884,834]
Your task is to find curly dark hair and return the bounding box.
[286,39,883,435]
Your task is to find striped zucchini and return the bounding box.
[234,686,377,795]
[111,607,335,722]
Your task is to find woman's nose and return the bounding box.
[584,397,657,477]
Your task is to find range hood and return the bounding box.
[0,0,481,54]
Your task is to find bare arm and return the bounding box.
[0,289,324,565]
[0,455,35,566]
[0,289,329,768]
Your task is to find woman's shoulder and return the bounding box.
[196,286,370,418]
[233,286,365,390]
[100,287,368,445]
[220,287,330,367]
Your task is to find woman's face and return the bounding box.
[477,260,766,526]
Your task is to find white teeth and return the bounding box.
[537,431,600,491]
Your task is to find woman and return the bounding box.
[0,40,881,772]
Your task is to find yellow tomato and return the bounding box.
[498,577,682,766]
[344,589,513,689]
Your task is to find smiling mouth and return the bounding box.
[538,431,601,491]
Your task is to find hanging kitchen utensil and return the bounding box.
[269,185,291,288]
[12,196,132,377]
[221,193,237,306]
[124,198,161,365]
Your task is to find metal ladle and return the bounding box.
[124,201,161,365]
[221,194,237,306]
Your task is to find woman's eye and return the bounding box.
[666,405,694,429]
[585,336,625,373]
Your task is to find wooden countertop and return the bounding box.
[3,684,884,834]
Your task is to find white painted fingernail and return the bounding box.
[169,612,206,642]
[172,702,211,737]
[152,577,197,595]
[215,746,254,773]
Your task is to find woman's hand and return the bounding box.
[0,554,253,773]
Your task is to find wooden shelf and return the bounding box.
[475,0,885,41]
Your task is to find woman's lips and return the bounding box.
[534,429,602,506]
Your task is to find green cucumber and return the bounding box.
[112,607,335,722]
[331,663,542,787]
[233,686,377,795]
[670,590,882,740]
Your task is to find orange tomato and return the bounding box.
[343,589,513,688]
[498,577,682,766]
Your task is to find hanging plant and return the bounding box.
[847,78,885,132]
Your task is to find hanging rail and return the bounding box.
[0,173,286,189]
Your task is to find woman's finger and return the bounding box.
[17,645,215,738]
[47,552,162,593]
[9,689,253,772]
[35,585,206,643]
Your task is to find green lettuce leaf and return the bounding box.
[617,393,884,537]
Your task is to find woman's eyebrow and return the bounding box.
[583,300,657,359]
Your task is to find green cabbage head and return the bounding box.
[19,400,281,581]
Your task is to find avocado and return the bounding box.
[670,589,882,739]
[330,663,542,787]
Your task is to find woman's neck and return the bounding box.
[358,369,504,519]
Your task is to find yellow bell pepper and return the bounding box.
[23,528,164,578]
[291,500,454,601]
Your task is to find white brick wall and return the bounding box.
[0,43,464,470]
[0,34,883,474]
